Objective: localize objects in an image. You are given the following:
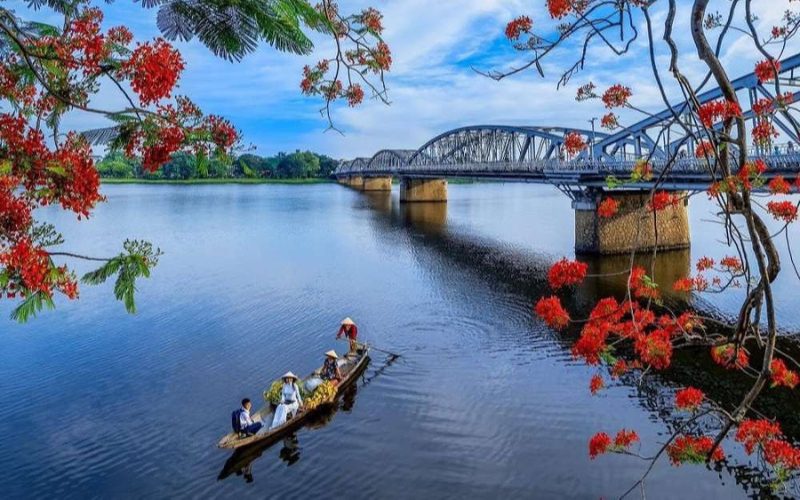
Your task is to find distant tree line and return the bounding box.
[96,150,340,180]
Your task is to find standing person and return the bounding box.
[271,372,303,429]
[233,398,262,436]
[337,317,359,353]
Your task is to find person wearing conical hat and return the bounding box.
[270,371,303,429]
[336,317,359,353]
[321,350,342,385]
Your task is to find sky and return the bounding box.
[9,0,799,160]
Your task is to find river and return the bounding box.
[1,183,798,499]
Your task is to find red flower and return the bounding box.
[121,38,185,106]
[611,359,629,378]
[572,322,609,365]
[534,296,570,330]
[649,191,679,211]
[752,120,778,147]
[735,419,782,455]
[547,258,588,289]
[614,429,640,449]
[597,197,619,218]
[675,387,704,411]
[667,435,724,465]
[768,176,791,195]
[720,256,743,273]
[711,344,750,370]
[601,84,632,108]
[763,439,800,469]
[697,99,742,128]
[770,358,799,389]
[600,113,618,130]
[590,374,604,395]
[563,132,587,157]
[589,432,611,459]
[752,97,775,117]
[346,84,365,107]
[755,59,781,83]
[635,329,672,370]
[360,7,384,33]
[505,16,533,40]
[767,200,798,223]
[672,275,708,293]
[695,140,715,158]
[696,256,715,272]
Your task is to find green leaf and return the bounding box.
[11,291,55,323]
[605,175,622,189]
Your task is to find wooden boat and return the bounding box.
[217,346,371,450]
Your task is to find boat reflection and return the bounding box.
[217,383,361,482]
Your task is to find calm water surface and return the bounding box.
[1,183,799,499]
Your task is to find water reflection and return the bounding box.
[400,202,448,233]
[582,249,691,302]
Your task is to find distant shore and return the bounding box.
[101,178,334,185]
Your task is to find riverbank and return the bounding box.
[101,178,333,185]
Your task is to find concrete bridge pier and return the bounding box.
[345,175,364,189]
[362,176,393,191]
[573,190,690,255]
[399,177,447,202]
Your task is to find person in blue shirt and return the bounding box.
[236,398,262,436]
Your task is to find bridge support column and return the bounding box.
[399,178,447,202]
[574,191,690,255]
[362,176,392,191]
[346,175,364,189]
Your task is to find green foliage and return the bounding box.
[10,291,55,323]
[81,240,163,314]
[98,150,338,180]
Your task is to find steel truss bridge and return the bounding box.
[334,54,800,193]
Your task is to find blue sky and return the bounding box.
[10,1,797,159]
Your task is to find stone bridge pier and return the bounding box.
[573,190,690,255]
[361,176,393,191]
[399,178,447,202]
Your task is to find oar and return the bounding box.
[339,338,401,359]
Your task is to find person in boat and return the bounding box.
[321,350,343,385]
[337,317,359,353]
[270,372,303,429]
[234,398,262,436]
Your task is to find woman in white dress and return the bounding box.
[271,372,303,429]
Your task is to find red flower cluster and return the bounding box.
[720,256,743,273]
[590,374,604,395]
[752,97,775,117]
[121,39,185,106]
[769,176,791,195]
[770,358,799,389]
[696,257,715,272]
[534,296,571,330]
[547,258,588,289]
[697,99,742,128]
[675,387,704,411]
[767,200,799,224]
[667,435,724,466]
[763,439,800,469]
[635,330,672,370]
[600,113,618,130]
[601,84,632,109]
[629,266,659,300]
[695,140,714,158]
[614,429,640,449]
[597,197,619,218]
[588,429,640,459]
[711,343,750,370]
[755,59,781,83]
[649,191,679,212]
[589,432,611,459]
[672,275,709,293]
[631,160,653,181]
[360,8,384,33]
[505,16,533,40]
[563,132,587,157]
[735,419,782,454]
[752,120,778,147]
[346,84,365,107]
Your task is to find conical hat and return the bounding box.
[325,350,338,359]
[341,317,355,326]
[281,371,298,380]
